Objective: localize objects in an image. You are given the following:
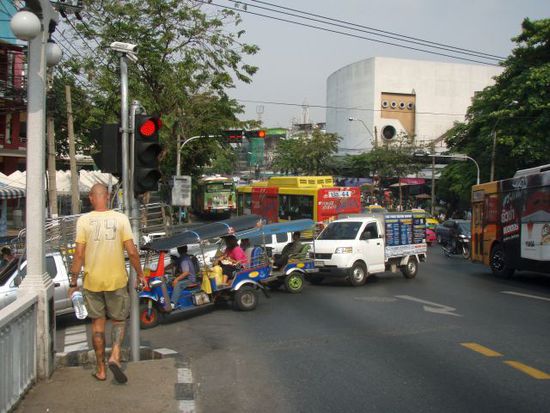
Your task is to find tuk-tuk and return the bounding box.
[236,219,318,293]
[139,215,268,329]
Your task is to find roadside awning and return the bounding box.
[0,182,25,200]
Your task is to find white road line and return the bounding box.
[63,324,89,353]
[178,368,193,383]
[395,295,462,317]
[179,400,195,413]
[501,291,550,302]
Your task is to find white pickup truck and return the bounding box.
[310,214,427,286]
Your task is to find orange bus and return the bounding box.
[237,176,361,223]
[471,165,550,277]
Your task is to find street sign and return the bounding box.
[172,175,192,206]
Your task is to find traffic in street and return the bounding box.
[55,248,550,412]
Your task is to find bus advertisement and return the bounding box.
[192,176,236,218]
[471,165,550,277]
[237,176,361,223]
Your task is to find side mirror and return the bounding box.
[14,274,22,287]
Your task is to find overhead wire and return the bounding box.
[201,1,501,66]
[247,0,506,61]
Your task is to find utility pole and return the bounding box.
[430,143,436,216]
[65,85,79,214]
[46,111,58,217]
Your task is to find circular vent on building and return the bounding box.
[390,101,397,109]
[381,125,397,140]
[407,102,415,110]
[381,100,389,108]
[399,102,406,109]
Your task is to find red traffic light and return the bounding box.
[258,130,266,138]
[244,129,266,139]
[138,117,162,137]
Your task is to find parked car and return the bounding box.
[0,252,74,314]
[435,219,471,245]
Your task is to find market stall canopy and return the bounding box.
[415,194,432,199]
[0,170,118,195]
[0,182,25,199]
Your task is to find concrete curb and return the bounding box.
[55,346,196,412]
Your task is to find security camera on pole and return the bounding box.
[109,41,142,361]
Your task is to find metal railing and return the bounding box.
[0,292,38,413]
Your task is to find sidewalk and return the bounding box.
[15,357,194,413]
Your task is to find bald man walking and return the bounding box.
[68,184,145,383]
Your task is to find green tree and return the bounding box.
[272,130,340,175]
[443,17,550,204]
[61,0,259,178]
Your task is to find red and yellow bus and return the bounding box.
[237,176,361,223]
[471,165,550,277]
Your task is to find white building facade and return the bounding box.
[326,57,503,154]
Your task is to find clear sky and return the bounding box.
[220,0,549,128]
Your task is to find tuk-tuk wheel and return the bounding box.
[233,286,258,311]
[285,272,304,293]
[139,301,161,329]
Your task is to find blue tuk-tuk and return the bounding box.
[236,219,318,293]
[139,215,268,329]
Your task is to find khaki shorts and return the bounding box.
[83,287,129,320]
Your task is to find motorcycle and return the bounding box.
[442,234,471,259]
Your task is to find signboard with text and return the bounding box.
[172,175,192,206]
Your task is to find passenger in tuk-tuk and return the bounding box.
[171,245,197,304]
[214,235,249,284]
[274,231,303,269]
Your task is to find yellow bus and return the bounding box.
[237,176,361,223]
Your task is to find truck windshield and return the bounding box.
[317,221,362,240]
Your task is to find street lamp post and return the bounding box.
[11,0,60,379]
[175,135,217,175]
[417,153,480,185]
[348,117,377,149]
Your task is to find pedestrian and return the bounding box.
[68,184,145,383]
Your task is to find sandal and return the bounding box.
[108,362,128,384]
[92,372,106,381]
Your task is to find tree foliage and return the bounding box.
[271,130,340,175]
[58,0,259,178]
[443,17,550,204]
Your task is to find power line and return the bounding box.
[202,1,501,66]
[248,0,506,61]
[236,99,467,117]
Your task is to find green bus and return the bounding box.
[192,176,236,218]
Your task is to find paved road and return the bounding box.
[57,249,550,412]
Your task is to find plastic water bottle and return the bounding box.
[71,291,88,320]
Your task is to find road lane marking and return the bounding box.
[504,361,550,380]
[500,291,550,302]
[460,342,503,357]
[395,295,462,317]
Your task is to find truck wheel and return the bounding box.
[401,259,418,279]
[490,245,514,278]
[348,262,367,286]
[306,275,324,285]
[285,272,304,294]
[139,301,162,329]
[233,286,258,311]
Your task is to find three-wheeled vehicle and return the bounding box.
[139,215,272,329]
[236,219,318,293]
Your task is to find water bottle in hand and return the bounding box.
[71,291,88,320]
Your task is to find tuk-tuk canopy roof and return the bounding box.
[236,219,315,240]
[149,215,262,251]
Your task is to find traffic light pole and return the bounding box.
[129,100,141,362]
[119,55,140,361]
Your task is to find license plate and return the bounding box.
[315,260,325,267]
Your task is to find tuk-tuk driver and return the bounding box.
[171,245,197,305]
